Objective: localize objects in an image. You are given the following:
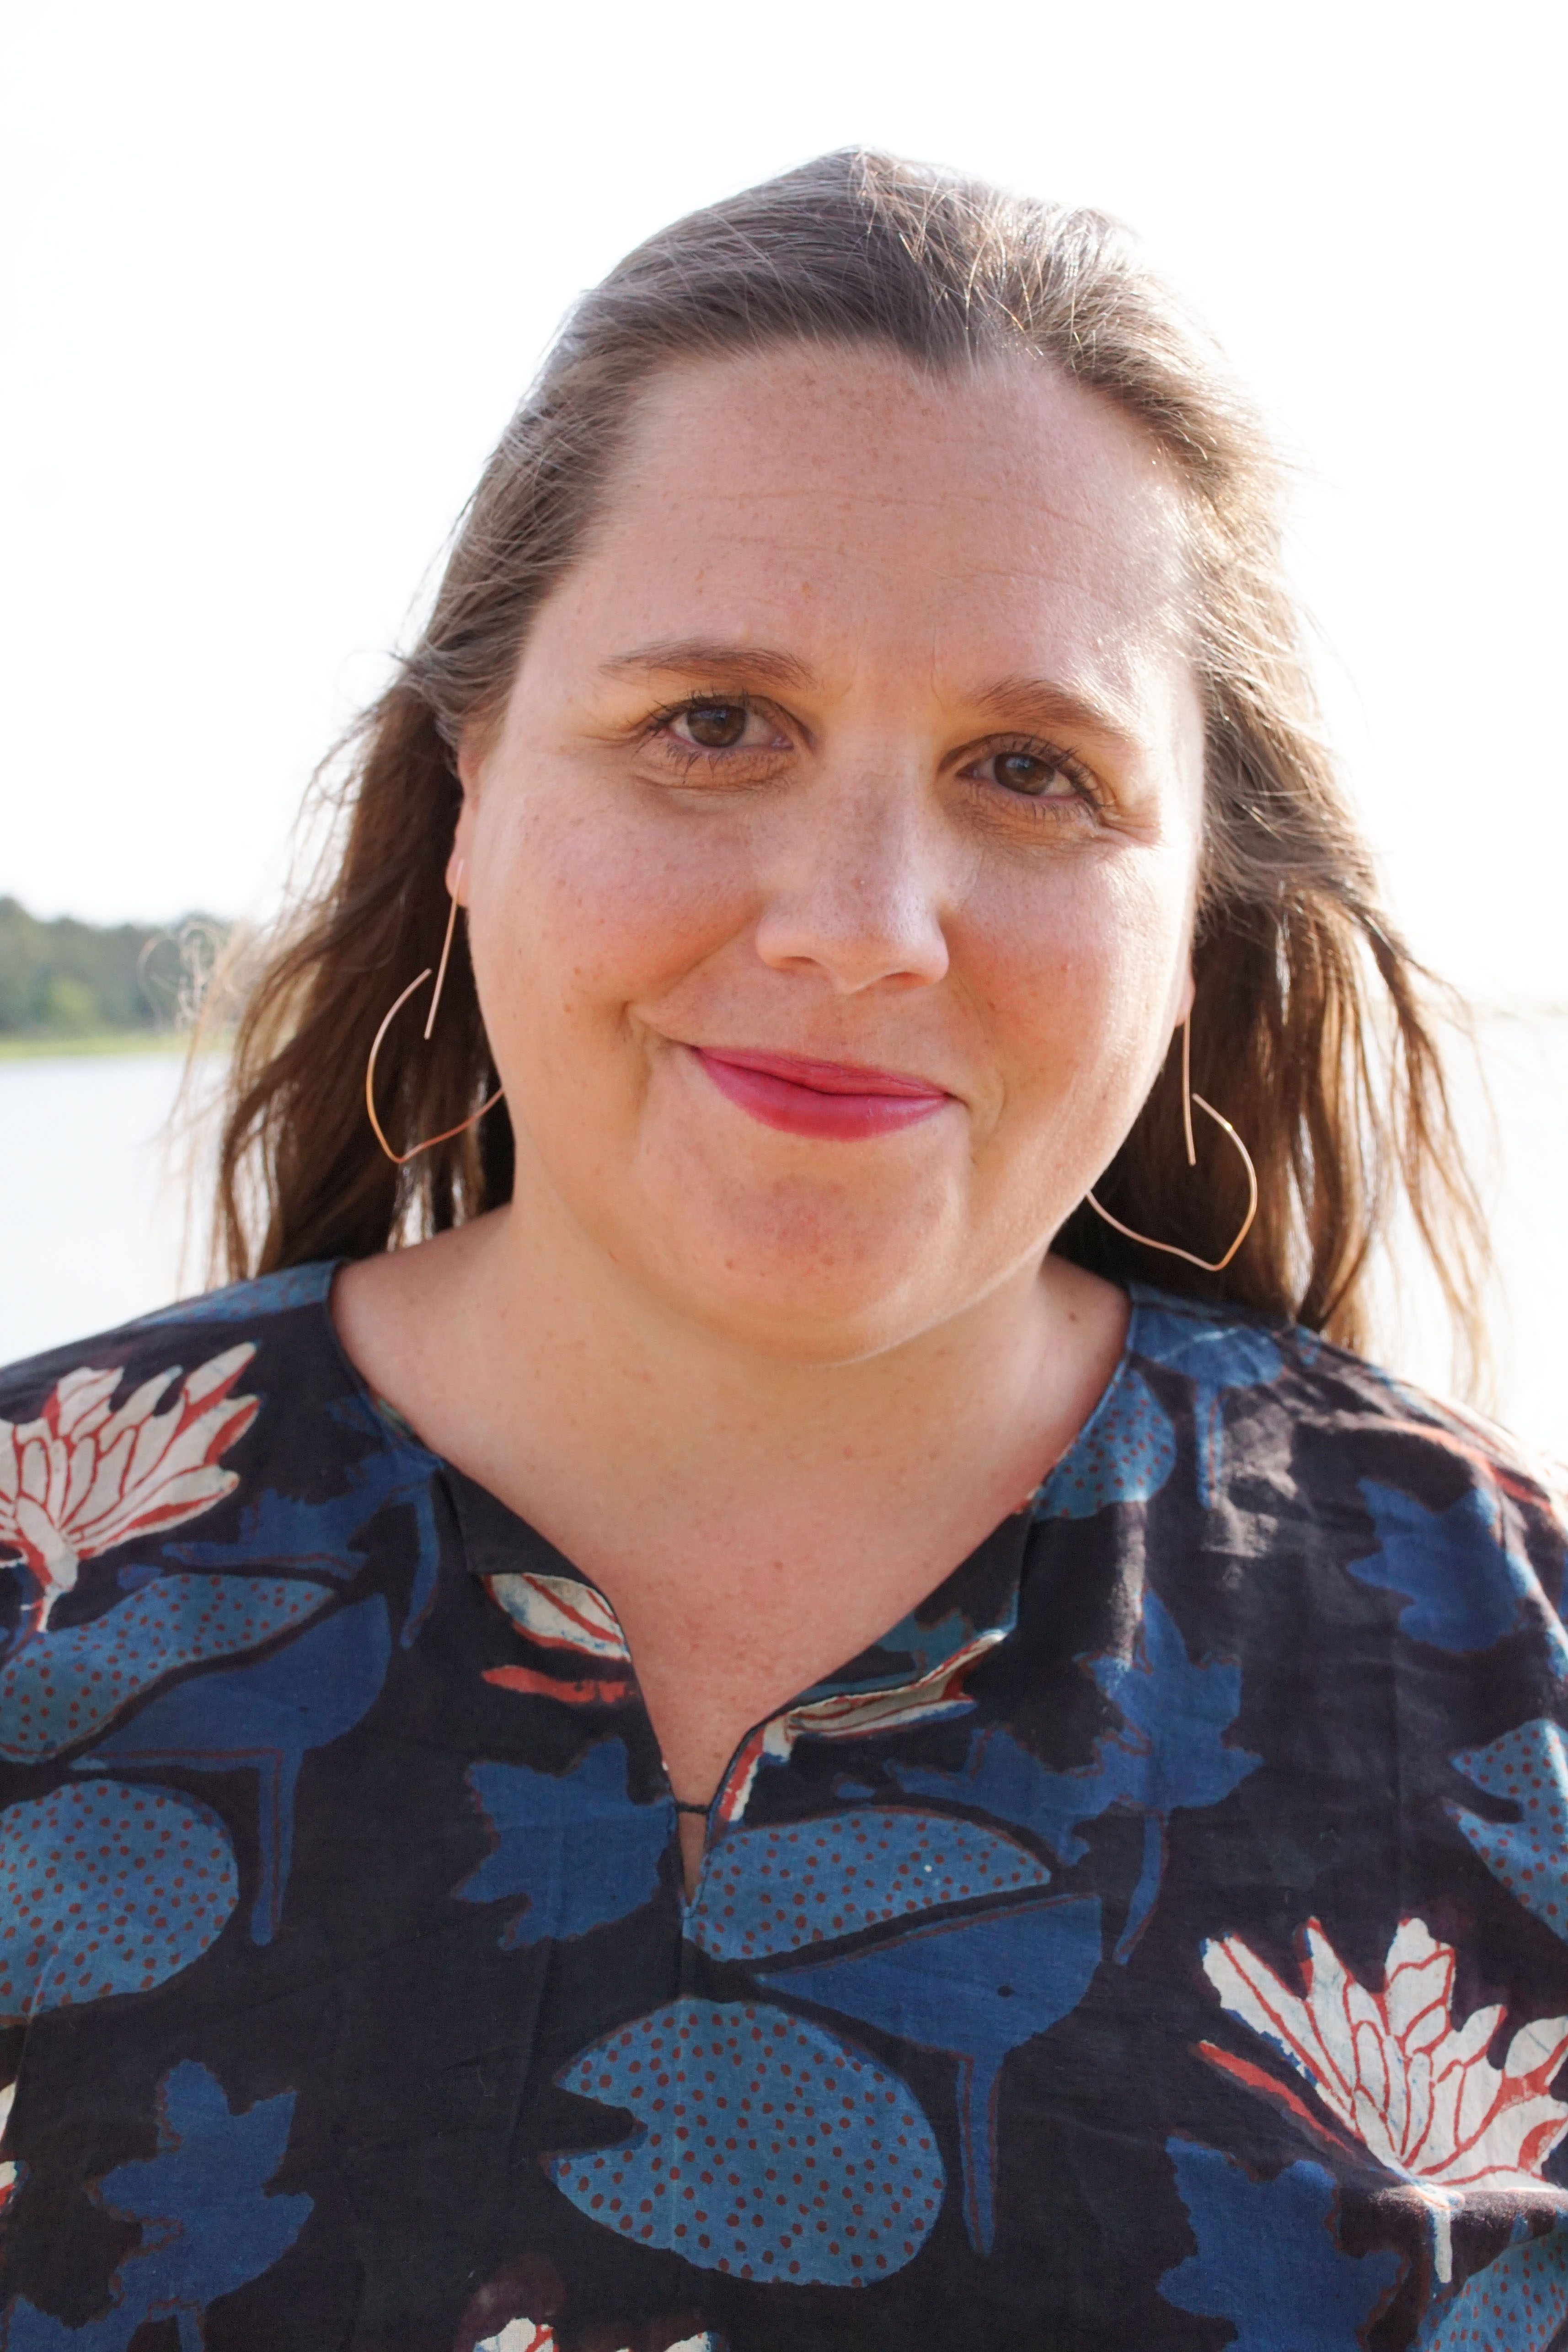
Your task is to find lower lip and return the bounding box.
[692,1050,950,1141]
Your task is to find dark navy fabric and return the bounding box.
[1,1266,1566,2350]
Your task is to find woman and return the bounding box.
[1,153,1563,2351]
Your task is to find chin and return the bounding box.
[633,1185,979,1363]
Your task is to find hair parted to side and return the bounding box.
[211,147,1486,1377]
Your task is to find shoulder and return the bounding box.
[0,1262,446,1730]
[1049,1281,1566,1602]
[0,1262,344,1425]
[1128,1280,1564,1498]
[0,1264,392,1610]
[1108,1281,1568,1655]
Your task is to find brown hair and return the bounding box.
[210,148,1485,1376]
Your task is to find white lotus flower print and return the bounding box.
[0,2080,17,2211]
[473,2326,717,2352]
[482,1570,637,1706]
[1201,1916,1568,2277]
[486,1572,631,1666]
[0,1346,260,1632]
[715,1624,1008,1824]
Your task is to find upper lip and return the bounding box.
[691,1046,952,1099]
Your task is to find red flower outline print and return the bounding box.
[0,1346,260,1631]
[482,1570,637,1707]
[1200,1916,1568,2275]
[715,1627,1006,1825]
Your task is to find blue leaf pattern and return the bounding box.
[1034,1369,1177,1518]
[547,1997,944,2286]
[890,1588,1257,1956]
[1417,2223,1568,2349]
[687,1808,1050,1963]
[1133,1306,1284,1505]
[1087,1589,1259,1957]
[0,1575,335,1763]
[76,1596,391,1943]
[168,1395,442,1648]
[0,1781,237,2020]
[1450,1716,1568,1939]
[460,1740,671,1945]
[888,1723,1131,1865]
[1348,1480,1560,1660]
[2,2060,310,2348]
[1157,2140,1402,2347]
[763,1895,1102,2254]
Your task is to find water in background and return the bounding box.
[1,1025,1563,1459]
[0,1053,209,1356]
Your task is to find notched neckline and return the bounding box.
[316,1257,1154,1727]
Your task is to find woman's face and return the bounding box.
[454,343,1206,1360]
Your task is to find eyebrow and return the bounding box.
[973,676,1146,758]
[600,639,816,689]
[600,641,1148,756]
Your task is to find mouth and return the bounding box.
[689,1047,953,1141]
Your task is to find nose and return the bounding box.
[751,770,953,996]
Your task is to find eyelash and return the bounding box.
[974,734,1101,813]
[645,693,1102,816]
[644,693,782,777]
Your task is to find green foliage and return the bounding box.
[0,897,228,1039]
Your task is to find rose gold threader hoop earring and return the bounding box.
[364,870,506,1167]
[1086,1015,1258,1274]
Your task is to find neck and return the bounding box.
[340,1164,1126,1581]
[332,1171,1129,1817]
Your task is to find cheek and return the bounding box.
[965,856,1192,1124]
[465,781,749,1066]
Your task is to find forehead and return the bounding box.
[568,342,1196,720]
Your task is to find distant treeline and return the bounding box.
[0,897,231,1039]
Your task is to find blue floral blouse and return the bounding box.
[1,1265,1566,2351]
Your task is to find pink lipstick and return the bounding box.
[691,1047,950,1140]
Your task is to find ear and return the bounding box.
[447,742,484,902]
[455,729,485,808]
[444,823,473,905]
[1175,961,1196,1030]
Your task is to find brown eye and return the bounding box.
[994,750,1061,796]
[681,703,749,749]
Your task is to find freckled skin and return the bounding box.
[455,347,1203,1355]
[335,343,1208,1852]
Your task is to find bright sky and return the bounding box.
[3,0,1563,1002]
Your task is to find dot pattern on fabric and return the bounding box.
[0,1575,334,1763]
[549,1997,943,2285]
[686,1810,1049,1963]
[0,1779,238,2018]
[1424,2224,1568,2349]
[1037,1371,1177,1519]
[1451,1717,1568,1941]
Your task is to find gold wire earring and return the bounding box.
[364,866,505,1167]
[1086,1015,1258,1274]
